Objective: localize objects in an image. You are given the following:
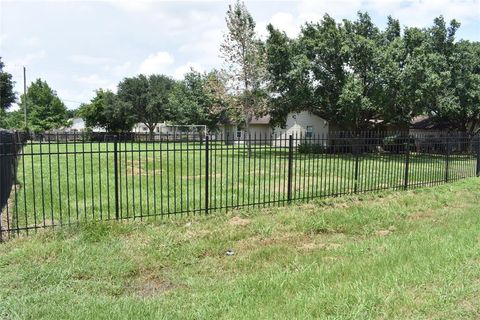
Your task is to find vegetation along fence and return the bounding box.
[1,130,479,239]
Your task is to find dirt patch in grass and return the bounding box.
[408,209,435,221]
[235,232,345,255]
[375,226,396,236]
[126,160,162,176]
[127,273,176,297]
[228,216,251,227]
[299,242,343,251]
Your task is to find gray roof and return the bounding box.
[249,115,271,125]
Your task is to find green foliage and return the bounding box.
[382,134,415,153]
[265,12,480,133]
[19,79,67,132]
[168,70,230,131]
[79,89,136,133]
[117,74,176,135]
[0,110,24,129]
[0,57,16,111]
[297,142,326,154]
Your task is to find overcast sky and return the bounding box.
[1,0,479,110]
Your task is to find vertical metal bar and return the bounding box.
[287,135,293,203]
[476,137,480,177]
[445,136,450,183]
[354,144,359,194]
[113,136,119,220]
[404,141,410,190]
[205,135,209,214]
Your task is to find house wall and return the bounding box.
[249,124,271,143]
[272,111,329,147]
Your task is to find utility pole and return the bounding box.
[23,66,27,129]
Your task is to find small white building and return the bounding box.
[222,111,329,146]
[58,118,104,133]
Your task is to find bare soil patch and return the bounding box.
[127,274,176,297]
[228,216,251,227]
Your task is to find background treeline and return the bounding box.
[265,13,480,134]
[1,3,479,135]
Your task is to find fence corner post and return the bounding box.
[404,141,410,190]
[205,135,209,214]
[287,135,293,203]
[113,135,120,220]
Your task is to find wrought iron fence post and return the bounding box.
[205,135,209,214]
[354,144,359,194]
[287,135,293,203]
[476,141,480,177]
[445,137,450,183]
[404,141,410,190]
[113,135,120,220]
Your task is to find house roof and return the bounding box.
[250,115,271,125]
[410,115,451,130]
[220,111,326,127]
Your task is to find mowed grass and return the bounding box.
[6,141,476,230]
[0,178,479,319]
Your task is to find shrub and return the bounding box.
[383,135,415,153]
[298,142,326,154]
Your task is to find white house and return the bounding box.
[57,118,104,133]
[222,111,329,146]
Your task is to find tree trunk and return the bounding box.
[145,123,155,141]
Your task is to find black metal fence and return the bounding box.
[1,130,479,239]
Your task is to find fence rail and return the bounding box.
[0,130,479,239]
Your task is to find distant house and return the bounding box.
[132,122,207,140]
[221,111,329,146]
[57,118,104,133]
[409,115,451,137]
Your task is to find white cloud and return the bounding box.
[106,0,156,12]
[70,54,114,65]
[269,12,298,37]
[0,33,8,46]
[108,61,133,77]
[374,0,480,27]
[178,28,223,66]
[3,50,47,73]
[19,36,40,47]
[138,51,174,75]
[73,74,111,87]
[173,62,203,80]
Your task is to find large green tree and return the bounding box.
[266,13,480,133]
[0,110,23,130]
[417,18,480,135]
[19,79,67,132]
[169,70,230,132]
[79,89,135,133]
[117,74,175,138]
[0,57,16,112]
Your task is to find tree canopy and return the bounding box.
[168,70,230,131]
[265,12,480,133]
[19,79,67,132]
[0,57,16,112]
[117,74,176,136]
[78,89,136,133]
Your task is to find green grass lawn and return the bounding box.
[5,141,476,232]
[0,178,479,319]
